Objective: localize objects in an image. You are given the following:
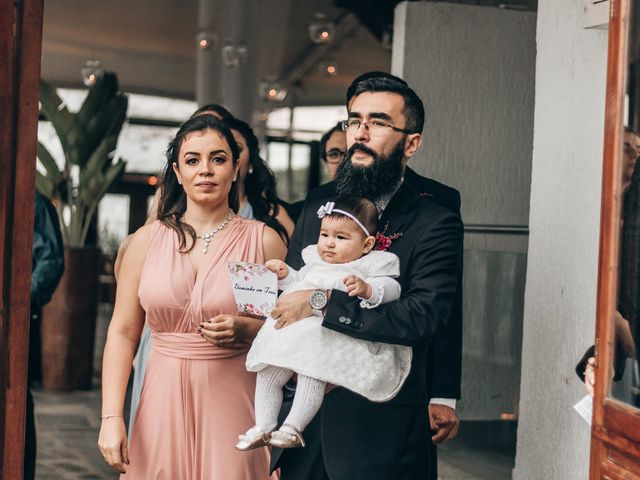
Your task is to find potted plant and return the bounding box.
[36,72,127,390]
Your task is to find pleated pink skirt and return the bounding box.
[121,333,276,479]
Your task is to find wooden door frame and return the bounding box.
[0,0,44,478]
[590,0,640,477]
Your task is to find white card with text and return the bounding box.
[226,261,277,317]
[573,395,593,426]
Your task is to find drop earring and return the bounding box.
[248,165,254,174]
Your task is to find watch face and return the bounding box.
[310,290,328,310]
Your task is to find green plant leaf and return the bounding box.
[37,71,128,247]
[36,141,62,184]
[77,159,126,246]
[79,134,118,187]
[39,80,74,154]
[72,85,127,168]
[98,159,126,199]
[76,72,118,127]
[35,171,55,199]
[78,154,126,207]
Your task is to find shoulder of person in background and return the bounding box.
[31,191,65,309]
[279,199,304,224]
[575,344,626,385]
[305,181,337,205]
[282,181,337,223]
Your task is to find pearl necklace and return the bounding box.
[190,210,235,255]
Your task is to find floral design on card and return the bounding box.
[227,261,278,317]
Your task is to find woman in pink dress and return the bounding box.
[98,114,286,479]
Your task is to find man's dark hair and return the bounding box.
[346,71,424,134]
[319,122,344,161]
[346,71,408,104]
[326,195,379,237]
[191,103,234,120]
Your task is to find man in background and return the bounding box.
[319,122,347,181]
[25,191,65,479]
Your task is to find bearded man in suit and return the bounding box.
[270,72,464,480]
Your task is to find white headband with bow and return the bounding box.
[316,201,370,236]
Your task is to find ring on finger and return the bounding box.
[217,338,224,347]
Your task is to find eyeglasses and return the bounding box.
[324,148,345,164]
[340,119,414,136]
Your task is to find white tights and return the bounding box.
[254,365,326,434]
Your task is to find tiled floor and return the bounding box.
[437,442,513,480]
[33,386,513,479]
[32,303,514,479]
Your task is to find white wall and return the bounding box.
[393,2,536,420]
[514,0,608,478]
[393,2,535,229]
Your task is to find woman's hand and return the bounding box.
[343,275,372,299]
[199,313,263,346]
[265,259,289,279]
[98,417,129,473]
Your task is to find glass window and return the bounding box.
[117,123,178,174]
[292,106,346,132]
[55,88,196,122]
[98,194,130,254]
[291,143,311,202]
[266,107,292,130]
[265,105,345,202]
[267,142,290,172]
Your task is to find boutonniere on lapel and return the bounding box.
[375,222,403,251]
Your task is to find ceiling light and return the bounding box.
[319,62,338,77]
[259,79,287,102]
[81,60,103,87]
[309,12,335,44]
[196,30,217,50]
[221,41,248,68]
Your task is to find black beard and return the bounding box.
[334,139,405,200]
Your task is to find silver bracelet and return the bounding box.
[101,414,123,421]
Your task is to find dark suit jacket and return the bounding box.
[275,168,463,478]
[290,168,463,401]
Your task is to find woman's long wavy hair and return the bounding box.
[158,114,240,252]
[222,118,289,245]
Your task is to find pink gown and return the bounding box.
[122,218,275,479]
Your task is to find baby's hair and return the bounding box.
[325,196,378,236]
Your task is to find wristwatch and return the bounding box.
[309,289,329,316]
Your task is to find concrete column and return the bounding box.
[513,0,608,478]
[392,2,536,422]
[196,0,221,107]
[220,0,251,121]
